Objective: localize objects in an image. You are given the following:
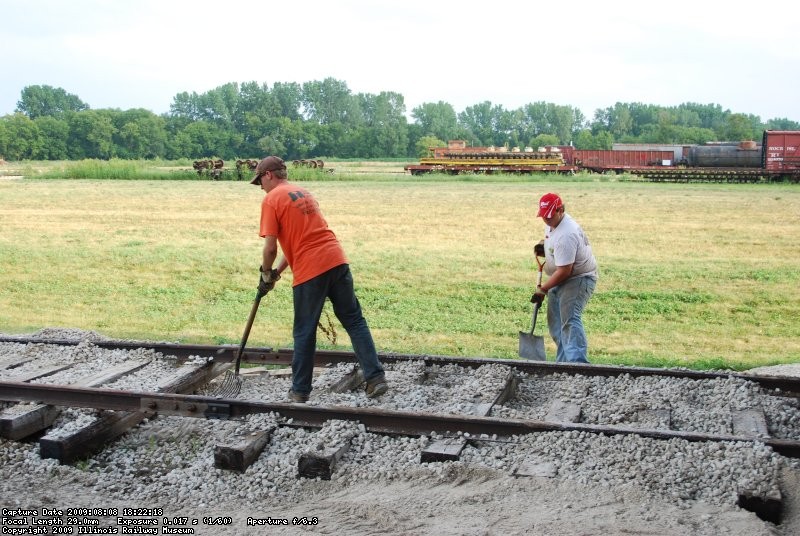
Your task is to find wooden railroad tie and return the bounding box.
[514,458,558,478]
[545,399,582,423]
[298,439,352,480]
[0,355,39,370]
[0,364,74,391]
[732,407,770,438]
[0,360,149,440]
[328,366,364,393]
[420,373,517,463]
[38,361,228,464]
[214,427,276,472]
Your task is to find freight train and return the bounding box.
[404,131,800,182]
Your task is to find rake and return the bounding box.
[209,283,268,398]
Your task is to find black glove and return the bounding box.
[257,266,280,296]
[530,287,547,306]
[534,240,545,258]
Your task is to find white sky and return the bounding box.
[2,0,799,122]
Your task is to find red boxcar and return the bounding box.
[573,150,675,171]
[763,131,800,172]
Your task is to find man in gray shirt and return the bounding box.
[532,193,597,363]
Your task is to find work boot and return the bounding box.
[365,376,388,398]
[288,389,309,403]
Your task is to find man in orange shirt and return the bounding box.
[251,156,388,402]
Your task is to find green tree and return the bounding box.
[202,83,240,124]
[0,113,42,159]
[33,116,69,159]
[415,135,446,158]
[515,102,585,146]
[765,117,800,130]
[67,110,116,159]
[766,117,800,130]
[234,81,303,157]
[724,113,758,141]
[574,129,595,149]
[302,78,362,126]
[678,102,728,132]
[356,91,408,157]
[593,103,634,139]
[16,85,89,119]
[411,101,459,142]
[547,104,584,145]
[458,101,508,146]
[257,117,318,159]
[169,91,202,122]
[270,82,304,121]
[518,102,549,143]
[169,120,232,159]
[111,109,168,159]
[530,134,560,148]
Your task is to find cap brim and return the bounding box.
[250,174,261,185]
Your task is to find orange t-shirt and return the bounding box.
[259,182,347,286]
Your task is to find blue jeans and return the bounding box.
[546,276,596,363]
[291,264,384,395]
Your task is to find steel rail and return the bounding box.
[2,336,800,397]
[1,380,799,458]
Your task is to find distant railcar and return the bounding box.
[573,150,675,173]
[404,131,800,182]
[763,130,800,173]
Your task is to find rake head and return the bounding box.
[208,369,243,398]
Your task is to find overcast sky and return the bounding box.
[2,0,799,123]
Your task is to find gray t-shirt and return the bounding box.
[543,213,598,279]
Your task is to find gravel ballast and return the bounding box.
[1,328,799,535]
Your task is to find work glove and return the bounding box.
[534,240,545,258]
[257,266,280,296]
[530,286,547,306]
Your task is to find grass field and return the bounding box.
[1,172,799,370]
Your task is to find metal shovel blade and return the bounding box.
[519,331,546,361]
[519,302,546,361]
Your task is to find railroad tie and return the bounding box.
[0,404,62,441]
[420,372,517,463]
[328,366,364,393]
[38,361,226,464]
[297,439,352,480]
[513,458,558,478]
[545,399,582,423]
[1,363,73,389]
[0,360,148,440]
[731,407,770,438]
[214,427,276,472]
[0,355,38,370]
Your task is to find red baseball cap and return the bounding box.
[537,193,563,218]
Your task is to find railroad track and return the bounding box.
[2,335,799,458]
[2,334,798,523]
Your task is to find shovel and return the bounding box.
[519,255,546,361]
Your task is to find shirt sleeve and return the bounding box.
[259,196,279,238]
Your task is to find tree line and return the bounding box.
[1,80,798,161]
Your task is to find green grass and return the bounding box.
[1,173,799,371]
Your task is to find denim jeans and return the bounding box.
[546,276,596,363]
[291,264,384,395]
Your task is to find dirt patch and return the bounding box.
[1,457,796,535]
